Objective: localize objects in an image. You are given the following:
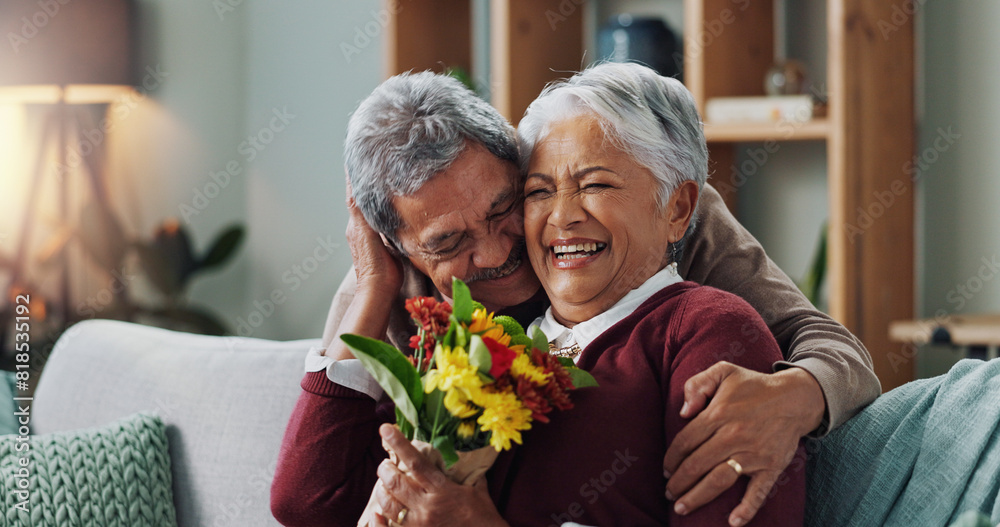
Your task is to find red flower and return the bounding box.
[405,297,452,337]
[406,354,431,371]
[514,376,553,422]
[531,348,575,412]
[482,337,517,378]
[409,334,436,355]
[405,297,452,355]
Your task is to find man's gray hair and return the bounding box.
[517,62,709,226]
[344,71,518,252]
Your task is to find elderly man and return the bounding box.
[272,71,879,527]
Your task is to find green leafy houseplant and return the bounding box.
[133,218,244,335]
[797,222,828,309]
[0,193,244,377]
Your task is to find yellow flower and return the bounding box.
[467,308,495,334]
[482,326,512,347]
[476,389,533,451]
[468,308,513,346]
[510,353,551,385]
[457,420,476,439]
[444,388,479,419]
[423,345,483,396]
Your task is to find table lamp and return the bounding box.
[0,0,136,328]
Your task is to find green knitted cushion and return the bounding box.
[0,371,18,435]
[0,412,178,527]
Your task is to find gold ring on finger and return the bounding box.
[726,458,743,476]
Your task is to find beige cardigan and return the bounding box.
[323,184,880,435]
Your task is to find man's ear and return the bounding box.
[666,181,699,242]
[379,233,407,260]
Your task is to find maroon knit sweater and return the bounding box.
[271,282,805,526]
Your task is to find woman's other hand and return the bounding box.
[373,424,509,527]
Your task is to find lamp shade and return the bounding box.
[0,0,136,88]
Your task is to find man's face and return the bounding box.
[393,142,542,312]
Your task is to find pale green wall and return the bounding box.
[241,1,384,340]
[105,1,383,340]
[916,0,1000,376]
[106,0,249,327]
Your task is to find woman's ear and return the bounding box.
[666,181,699,242]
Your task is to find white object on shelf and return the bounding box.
[705,95,813,124]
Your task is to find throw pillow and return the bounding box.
[0,371,18,435]
[0,412,178,526]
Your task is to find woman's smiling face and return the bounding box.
[524,114,692,326]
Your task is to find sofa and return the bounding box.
[27,319,1000,527]
[31,319,319,527]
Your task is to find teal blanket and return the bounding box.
[807,359,1000,526]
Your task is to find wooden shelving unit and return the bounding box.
[702,118,831,143]
[386,0,915,390]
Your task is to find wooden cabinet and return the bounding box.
[386,0,915,390]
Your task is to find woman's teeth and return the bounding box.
[553,242,607,259]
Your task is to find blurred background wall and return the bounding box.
[99,0,383,341]
[36,1,999,376]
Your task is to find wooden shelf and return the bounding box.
[703,118,830,143]
[386,0,915,391]
[890,315,1000,347]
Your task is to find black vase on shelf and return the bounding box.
[597,14,681,80]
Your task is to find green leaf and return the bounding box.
[432,435,459,468]
[510,335,533,349]
[199,225,245,271]
[531,326,549,353]
[135,242,182,297]
[340,334,423,427]
[798,222,827,306]
[424,389,454,432]
[444,66,476,92]
[471,301,485,314]
[556,356,575,368]
[451,317,468,349]
[468,335,492,375]
[395,408,415,440]
[451,277,473,323]
[493,315,525,337]
[440,321,458,349]
[150,220,199,287]
[567,368,599,389]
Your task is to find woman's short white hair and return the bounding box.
[517,62,708,225]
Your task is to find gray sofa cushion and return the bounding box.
[32,320,320,527]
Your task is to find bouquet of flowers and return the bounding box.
[343,278,597,525]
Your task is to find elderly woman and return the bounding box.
[367,63,806,526]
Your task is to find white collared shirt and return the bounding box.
[528,264,684,361]
[304,347,384,399]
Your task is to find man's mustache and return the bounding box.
[466,239,525,283]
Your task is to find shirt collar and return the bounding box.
[529,264,684,355]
